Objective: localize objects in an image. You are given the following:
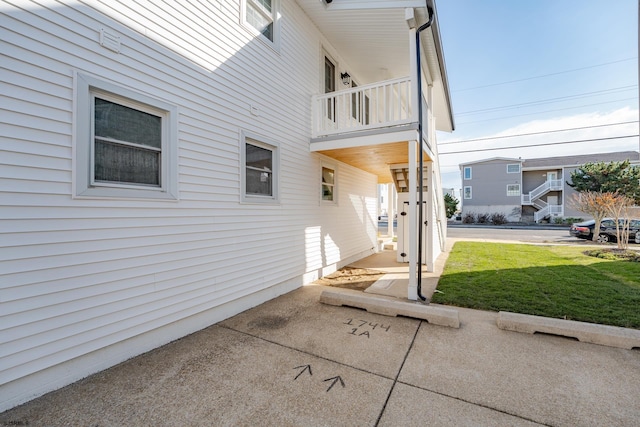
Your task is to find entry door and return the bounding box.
[324,56,336,121]
[547,171,557,182]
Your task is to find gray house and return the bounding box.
[460,151,640,223]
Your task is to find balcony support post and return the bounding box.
[408,138,418,301]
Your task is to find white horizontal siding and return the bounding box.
[0,0,379,411]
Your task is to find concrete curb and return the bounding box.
[319,288,460,328]
[497,311,640,350]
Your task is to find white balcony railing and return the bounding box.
[534,205,564,223]
[312,77,414,138]
[521,179,563,205]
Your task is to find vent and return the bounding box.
[100,28,121,53]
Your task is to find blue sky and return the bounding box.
[434,0,639,195]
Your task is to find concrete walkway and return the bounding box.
[2,244,640,425]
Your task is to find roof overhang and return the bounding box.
[296,0,454,132]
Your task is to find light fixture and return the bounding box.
[340,72,351,86]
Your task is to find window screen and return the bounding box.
[93,98,161,186]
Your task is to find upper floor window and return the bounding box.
[242,0,280,49]
[507,184,520,196]
[463,167,472,180]
[241,131,279,203]
[507,164,520,173]
[74,73,178,200]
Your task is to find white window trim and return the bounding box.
[240,130,280,204]
[73,72,178,200]
[506,164,520,173]
[463,166,472,180]
[320,161,338,205]
[507,184,520,196]
[240,0,281,51]
[463,186,472,199]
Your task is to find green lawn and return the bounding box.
[432,242,640,329]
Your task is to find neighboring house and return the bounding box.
[0,0,454,410]
[460,157,524,222]
[460,151,640,223]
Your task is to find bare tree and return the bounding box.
[607,194,635,249]
[569,191,617,242]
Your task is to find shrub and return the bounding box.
[490,213,507,225]
[462,212,475,224]
[476,213,489,224]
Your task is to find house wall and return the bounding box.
[562,166,589,219]
[460,159,521,221]
[0,0,379,410]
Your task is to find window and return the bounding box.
[351,81,370,125]
[464,186,472,199]
[321,165,336,202]
[74,73,178,199]
[241,131,279,203]
[507,164,520,173]
[242,0,279,48]
[463,167,472,180]
[507,184,520,196]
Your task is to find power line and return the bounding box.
[439,121,639,145]
[453,57,637,92]
[439,134,639,155]
[457,97,638,125]
[456,85,638,116]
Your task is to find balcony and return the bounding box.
[312,77,415,139]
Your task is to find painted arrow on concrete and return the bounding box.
[293,364,312,380]
[323,375,345,392]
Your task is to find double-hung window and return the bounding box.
[241,131,279,203]
[242,0,279,49]
[74,73,178,199]
[463,186,472,199]
[321,164,337,203]
[507,164,520,173]
[507,184,520,196]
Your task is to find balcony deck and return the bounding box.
[311,77,434,184]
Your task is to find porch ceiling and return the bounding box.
[295,1,417,84]
[318,141,410,184]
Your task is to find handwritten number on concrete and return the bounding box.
[343,318,390,338]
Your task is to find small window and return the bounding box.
[507,164,520,173]
[463,167,472,180]
[241,131,279,203]
[507,184,520,196]
[74,73,178,199]
[463,186,472,199]
[242,0,279,48]
[321,166,336,202]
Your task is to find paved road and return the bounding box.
[446,224,575,244]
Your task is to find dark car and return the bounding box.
[570,218,640,243]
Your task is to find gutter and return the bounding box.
[415,5,434,301]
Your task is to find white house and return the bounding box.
[0,0,454,410]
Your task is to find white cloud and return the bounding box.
[437,108,640,197]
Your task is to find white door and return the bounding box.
[547,171,557,182]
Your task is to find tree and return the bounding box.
[607,194,639,249]
[568,160,640,204]
[569,191,617,242]
[444,193,458,219]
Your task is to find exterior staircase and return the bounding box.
[521,179,563,222]
[390,166,428,193]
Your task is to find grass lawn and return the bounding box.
[432,242,640,329]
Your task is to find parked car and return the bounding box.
[570,218,640,243]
